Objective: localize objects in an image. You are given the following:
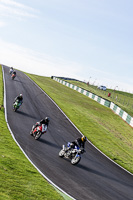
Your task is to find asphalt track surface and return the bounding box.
[3,65,133,200]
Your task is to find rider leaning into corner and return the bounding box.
[14,94,23,104]
[33,117,50,133]
[12,70,16,76]
[69,136,87,152]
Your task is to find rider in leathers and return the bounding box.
[70,136,87,152]
[9,67,13,74]
[33,117,50,133]
[14,94,23,105]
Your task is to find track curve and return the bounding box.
[3,65,133,200]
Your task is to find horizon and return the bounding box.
[0,0,133,93]
[3,63,133,94]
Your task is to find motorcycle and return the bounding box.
[30,124,47,140]
[13,100,22,112]
[11,73,16,80]
[59,142,85,165]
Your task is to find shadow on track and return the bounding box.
[37,138,61,149]
[77,163,133,188]
[10,79,20,82]
[16,110,38,120]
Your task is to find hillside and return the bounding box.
[61,79,133,117]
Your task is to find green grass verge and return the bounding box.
[26,74,133,174]
[0,65,65,200]
[0,65,3,109]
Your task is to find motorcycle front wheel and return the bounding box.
[30,130,33,136]
[59,149,65,157]
[13,106,17,112]
[71,155,81,165]
[34,131,42,140]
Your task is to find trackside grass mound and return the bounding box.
[27,73,133,174]
[66,80,133,117]
[0,65,64,200]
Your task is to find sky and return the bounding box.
[0,0,133,93]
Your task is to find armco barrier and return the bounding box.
[53,77,133,128]
[53,77,111,107]
[110,102,133,127]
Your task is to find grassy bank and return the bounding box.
[0,65,64,200]
[0,65,3,109]
[65,80,133,117]
[27,73,133,174]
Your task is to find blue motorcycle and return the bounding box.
[59,142,84,165]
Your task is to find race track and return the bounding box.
[3,65,133,200]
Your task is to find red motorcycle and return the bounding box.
[30,124,47,140]
[11,73,16,80]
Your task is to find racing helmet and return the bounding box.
[19,94,23,97]
[45,117,50,124]
[81,136,87,142]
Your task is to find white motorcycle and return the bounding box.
[59,142,85,165]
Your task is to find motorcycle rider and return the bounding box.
[14,94,23,105]
[9,67,13,74]
[12,70,16,77]
[69,136,87,152]
[33,117,50,133]
[11,70,16,80]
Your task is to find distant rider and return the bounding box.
[12,70,16,76]
[69,136,87,152]
[9,67,13,74]
[33,117,50,133]
[14,94,23,105]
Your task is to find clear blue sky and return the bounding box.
[0,0,133,92]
